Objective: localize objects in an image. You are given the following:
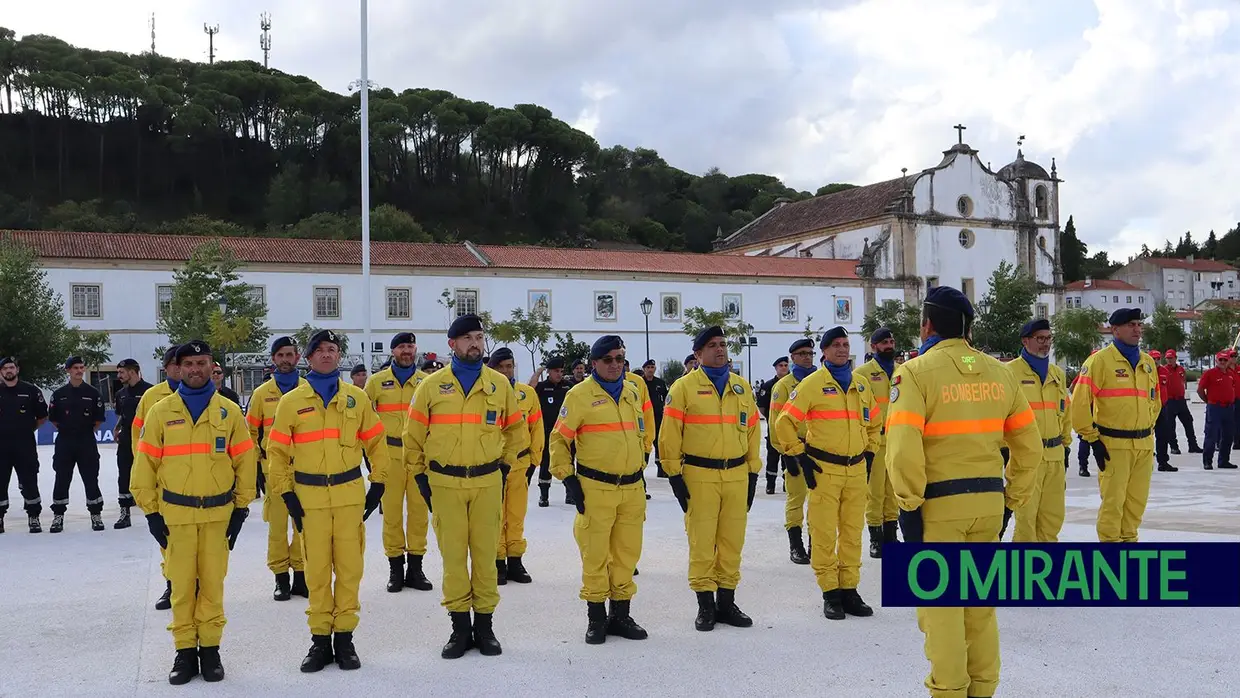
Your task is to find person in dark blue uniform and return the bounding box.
[112,358,152,529]
[48,356,107,532]
[0,356,49,534]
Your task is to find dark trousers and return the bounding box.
[653,413,664,474]
[1160,399,1198,450]
[1155,408,1172,466]
[51,435,104,515]
[538,434,576,487]
[1076,439,1090,469]
[0,440,42,517]
[1232,402,1240,450]
[116,438,135,508]
[1203,404,1234,467]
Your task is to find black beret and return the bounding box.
[788,338,813,353]
[924,286,975,320]
[820,326,849,349]
[870,327,893,344]
[420,360,439,371]
[350,363,367,376]
[772,356,789,367]
[693,326,724,352]
[1109,308,1143,326]
[1020,319,1051,337]
[0,356,15,370]
[64,356,84,369]
[684,354,696,365]
[162,345,180,366]
[572,358,586,369]
[489,347,515,367]
[545,356,566,370]
[174,340,212,361]
[306,329,342,356]
[117,358,141,370]
[391,332,416,349]
[448,313,484,339]
[642,359,656,368]
[590,335,625,360]
[270,336,296,355]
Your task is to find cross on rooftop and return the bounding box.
[954,124,966,144]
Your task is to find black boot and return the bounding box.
[585,601,608,645]
[765,475,776,495]
[496,559,508,586]
[1158,462,1178,472]
[156,580,172,610]
[1189,445,1204,454]
[472,612,502,656]
[787,526,810,565]
[50,514,64,533]
[404,554,433,590]
[694,591,716,632]
[273,572,292,601]
[168,647,198,685]
[0,517,4,534]
[387,556,404,593]
[868,525,883,559]
[1221,461,1238,469]
[883,520,899,545]
[114,507,132,529]
[507,556,532,584]
[841,589,874,617]
[28,515,41,533]
[333,632,361,670]
[442,612,473,659]
[1079,465,1090,477]
[822,590,845,620]
[607,599,648,640]
[91,513,105,531]
[538,483,550,508]
[300,634,334,673]
[715,588,753,627]
[1205,455,1214,470]
[291,570,309,597]
[199,646,224,682]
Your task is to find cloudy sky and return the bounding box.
[8,0,1239,260]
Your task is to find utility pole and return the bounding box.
[259,13,272,68]
[149,13,156,54]
[204,23,219,64]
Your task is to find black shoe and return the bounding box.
[404,554,433,590]
[715,588,753,627]
[538,484,550,508]
[787,526,810,565]
[168,647,198,685]
[291,570,309,597]
[883,520,899,544]
[841,589,874,617]
[0,518,4,534]
[387,556,405,593]
[114,508,132,529]
[156,580,172,610]
[585,601,607,645]
[50,514,64,533]
[633,567,639,576]
[694,591,716,632]
[1158,463,1178,472]
[1205,459,1214,470]
[822,590,845,620]
[442,612,473,659]
[333,632,360,670]
[199,646,224,682]
[28,516,41,533]
[1170,446,1182,455]
[765,475,776,495]
[868,525,883,559]
[496,559,508,586]
[300,634,334,673]
[1078,467,1090,477]
[507,556,532,584]
[1221,462,1238,469]
[472,612,502,656]
[606,599,648,640]
[274,572,292,601]
[1189,446,1204,454]
[91,513,104,531]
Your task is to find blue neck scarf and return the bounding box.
[1112,339,1139,368]
[1021,349,1049,384]
[273,369,299,394]
[919,335,945,355]
[306,370,340,408]
[876,354,896,379]
[596,375,624,403]
[166,378,181,392]
[791,363,816,382]
[702,364,731,397]
[452,355,482,395]
[826,360,852,394]
[392,361,416,387]
[177,380,216,424]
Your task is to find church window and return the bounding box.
[1038,236,1047,249]
[961,278,974,302]
[1034,186,1049,219]
[1036,303,1048,320]
[956,196,973,217]
[958,229,975,249]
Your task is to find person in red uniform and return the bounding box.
[1197,352,1236,470]
[1151,352,1177,473]
[1159,349,1200,456]
[1228,348,1240,451]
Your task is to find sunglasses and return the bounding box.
[212,371,223,376]
[597,355,627,365]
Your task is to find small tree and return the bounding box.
[1189,306,1240,361]
[69,329,112,370]
[157,240,269,362]
[1142,303,1186,354]
[1051,307,1106,367]
[437,289,456,330]
[0,236,78,387]
[507,308,552,372]
[972,261,1039,356]
[292,323,351,355]
[661,359,686,384]
[551,332,590,367]
[800,315,825,343]
[860,301,921,353]
[683,307,751,354]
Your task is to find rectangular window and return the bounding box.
[1113,296,1119,303]
[245,286,266,311]
[71,284,101,318]
[157,285,173,320]
[1139,296,1144,303]
[1036,303,1048,320]
[386,288,411,320]
[961,278,974,302]
[454,289,479,317]
[314,287,340,319]
[1126,295,1132,303]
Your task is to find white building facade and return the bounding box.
[1111,256,1240,311]
[1063,279,1151,317]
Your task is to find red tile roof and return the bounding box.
[1144,257,1236,272]
[714,178,906,251]
[1064,279,1145,291]
[477,245,858,279]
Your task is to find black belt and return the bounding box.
[386,436,402,447]
[1042,436,1063,448]
[682,454,746,470]
[1096,425,1151,439]
[162,489,234,508]
[294,466,363,486]
[577,463,644,486]
[805,444,866,466]
[924,477,1005,499]
[517,448,530,459]
[429,460,501,479]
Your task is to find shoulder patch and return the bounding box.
[890,387,900,403]
[732,383,743,394]
[893,375,902,385]
[559,406,568,418]
[789,389,798,400]
[220,406,228,419]
[857,383,865,392]
[346,395,356,408]
[519,390,527,400]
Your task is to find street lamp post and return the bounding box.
[640,297,653,359]
[216,297,228,376]
[359,0,373,373]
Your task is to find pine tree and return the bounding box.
[1203,230,1219,258]
[1060,215,1087,282]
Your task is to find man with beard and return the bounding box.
[488,347,545,584]
[47,356,107,532]
[532,357,571,507]
[756,356,789,495]
[769,340,815,566]
[857,328,901,557]
[111,358,152,530]
[133,345,184,610]
[0,357,48,534]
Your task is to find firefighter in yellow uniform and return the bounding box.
[245,335,308,601]
[859,327,900,557]
[266,330,389,673]
[550,335,649,644]
[1070,307,1160,543]
[886,287,1041,698]
[131,340,257,685]
[769,338,815,565]
[487,347,545,585]
[774,326,877,620]
[365,331,434,593]
[659,325,761,632]
[1004,319,1073,543]
[403,314,529,660]
[132,344,182,611]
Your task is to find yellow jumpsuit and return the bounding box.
[132,380,178,581]
[857,359,898,527]
[499,381,545,560]
[1070,343,1161,542]
[768,372,807,530]
[1005,357,1072,543]
[132,392,257,650]
[403,365,529,614]
[246,376,307,574]
[886,337,1041,698]
[658,368,761,592]
[267,381,388,636]
[773,367,877,592]
[550,377,647,602]
[364,366,429,559]
[626,371,657,458]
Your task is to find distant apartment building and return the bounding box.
[1063,278,1151,316]
[1111,256,1240,311]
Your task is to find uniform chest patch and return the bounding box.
[439,384,455,395]
[591,399,608,407]
[265,396,280,402]
[871,372,883,380]
[1115,369,1130,379]
[381,380,396,389]
[297,406,315,415]
[823,387,838,395]
[1022,380,1036,385]
[697,390,713,396]
[215,436,226,453]
[485,410,498,426]
[893,375,902,385]
[165,419,185,428]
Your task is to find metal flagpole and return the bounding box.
[360,0,372,371]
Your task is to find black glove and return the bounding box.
[1000,447,1010,466]
[669,474,690,513]
[526,465,535,485]
[898,507,924,543]
[500,463,511,491]
[1090,439,1110,472]
[226,508,248,550]
[783,454,800,477]
[797,454,820,490]
[145,513,169,549]
[282,492,305,532]
[363,482,385,521]
[864,451,875,482]
[564,474,586,515]
[747,472,758,511]
[256,469,266,497]
[415,473,433,512]
[999,507,1013,539]
[1064,449,1070,471]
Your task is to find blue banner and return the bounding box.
[881,542,1240,607]
[36,409,120,446]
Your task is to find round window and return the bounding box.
[958,229,975,249]
[956,195,973,217]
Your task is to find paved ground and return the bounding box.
[3,398,1239,697]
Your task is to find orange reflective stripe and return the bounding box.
[924,419,1004,436]
[164,443,213,456]
[642,400,652,412]
[527,409,543,426]
[874,396,889,405]
[375,403,406,412]
[663,407,685,421]
[781,403,806,421]
[578,422,635,433]
[1096,389,1144,398]
[137,441,162,457]
[502,413,524,428]
[246,414,262,427]
[887,410,926,431]
[407,408,430,425]
[555,421,577,440]
[806,410,861,421]
[678,413,739,425]
[1076,375,1098,393]
[770,400,787,413]
[229,439,255,457]
[1004,409,1036,432]
[269,429,292,445]
[429,413,484,425]
[292,429,341,444]
[1028,401,1058,410]
[132,417,145,430]
[357,422,384,441]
